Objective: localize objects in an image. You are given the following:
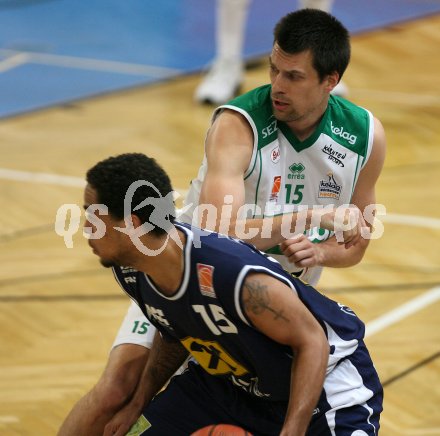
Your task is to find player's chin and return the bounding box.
[272,107,287,120]
[99,258,117,268]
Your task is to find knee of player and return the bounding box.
[91,377,136,413]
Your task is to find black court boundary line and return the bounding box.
[1,280,439,302]
[383,350,440,388]
[1,287,438,393]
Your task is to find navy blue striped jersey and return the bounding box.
[113,222,365,401]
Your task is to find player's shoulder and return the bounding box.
[328,94,371,120]
[326,95,373,156]
[216,85,277,149]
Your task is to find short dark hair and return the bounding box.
[86,153,175,235]
[273,8,350,82]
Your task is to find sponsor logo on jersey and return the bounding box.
[181,337,270,397]
[330,120,357,145]
[270,145,280,163]
[181,337,249,376]
[269,175,282,202]
[120,266,137,284]
[197,263,216,298]
[321,144,346,167]
[337,302,357,317]
[145,304,172,329]
[288,162,305,180]
[261,119,277,138]
[318,172,341,199]
[305,227,334,243]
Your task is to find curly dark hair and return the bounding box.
[273,8,350,83]
[86,153,175,235]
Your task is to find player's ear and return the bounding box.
[325,71,340,93]
[131,213,143,229]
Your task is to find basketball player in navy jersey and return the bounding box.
[82,153,382,436]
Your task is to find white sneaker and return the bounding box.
[331,81,349,98]
[194,59,244,105]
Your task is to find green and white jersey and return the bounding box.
[182,84,374,285]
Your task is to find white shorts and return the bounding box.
[112,300,156,349]
[112,300,192,375]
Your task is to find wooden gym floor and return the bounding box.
[0,14,440,435]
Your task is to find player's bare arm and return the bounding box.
[281,116,386,268]
[201,111,365,250]
[103,331,189,436]
[199,109,253,232]
[241,273,329,435]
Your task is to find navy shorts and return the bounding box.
[135,345,382,435]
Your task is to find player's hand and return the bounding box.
[320,205,367,248]
[103,403,142,436]
[280,234,322,268]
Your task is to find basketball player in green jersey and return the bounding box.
[58,9,385,436]
[183,8,385,286]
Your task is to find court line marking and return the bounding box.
[1,171,440,432]
[0,415,19,424]
[365,286,440,337]
[0,168,192,197]
[0,52,30,72]
[1,167,440,226]
[381,213,440,230]
[382,350,440,388]
[2,168,440,333]
[0,48,181,77]
[365,287,440,435]
[0,168,85,187]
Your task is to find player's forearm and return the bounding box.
[224,205,363,250]
[130,335,189,411]
[57,392,105,436]
[228,210,315,250]
[147,338,187,396]
[317,235,369,268]
[282,340,329,435]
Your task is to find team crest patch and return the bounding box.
[270,145,280,163]
[269,175,281,202]
[197,263,216,298]
[318,172,341,200]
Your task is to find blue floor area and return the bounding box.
[0,0,439,118]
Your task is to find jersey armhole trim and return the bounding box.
[361,109,375,170]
